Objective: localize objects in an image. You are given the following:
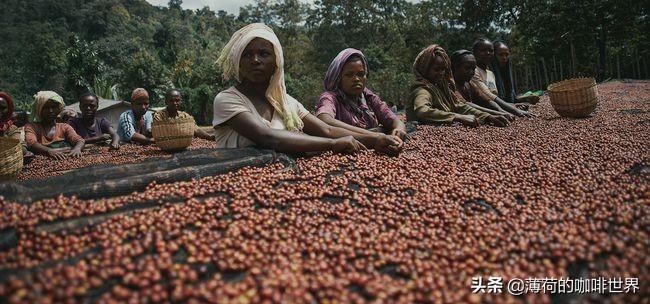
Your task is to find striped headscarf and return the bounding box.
[216,23,303,131]
[32,91,65,123]
[412,44,464,109]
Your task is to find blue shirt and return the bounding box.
[117,110,153,142]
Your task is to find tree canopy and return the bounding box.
[0,0,646,123]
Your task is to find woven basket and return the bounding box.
[0,138,23,181]
[152,116,195,151]
[547,77,598,118]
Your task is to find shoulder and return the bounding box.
[412,86,432,96]
[152,110,165,121]
[286,94,309,116]
[285,94,305,109]
[6,124,20,135]
[98,117,112,127]
[119,110,133,119]
[24,123,38,132]
[318,91,338,101]
[57,122,74,131]
[177,111,193,119]
[363,88,379,98]
[214,87,244,103]
[363,88,384,103]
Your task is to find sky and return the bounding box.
[145,0,419,15]
[145,0,286,14]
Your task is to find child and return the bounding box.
[67,92,120,149]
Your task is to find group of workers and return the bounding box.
[210,23,537,155]
[0,23,537,162]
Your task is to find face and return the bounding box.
[132,98,150,116]
[494,45,510,67]
[474,41,494,65]
[339,59,367,96]
[166,91,182,112]
[426,56,447,84]
[79,95,99,118]
[239,38,276,84]
[42,100,61,123]
[454,54,477,83]
[0,98,8,120]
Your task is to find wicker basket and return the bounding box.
[152,116,195,151]
[0,138,23,181]
[547,77,598,118]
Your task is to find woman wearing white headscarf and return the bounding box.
[25,91,85,159]
[213,23,403,155]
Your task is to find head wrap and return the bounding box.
[412,44,464,109]
[131,88,149,102]
[323,48,369,92]
[58,108,78,123]
[0,92,14,133]
[450,50,474,72]
[217,23,302,131]
[32,91,65,123]
[322,48,377,128]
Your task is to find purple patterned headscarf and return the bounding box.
[323,48,370,92]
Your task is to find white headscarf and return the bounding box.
[32,91,65,123]
[217,23,303,131]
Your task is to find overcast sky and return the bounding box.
[145,0,283,14]
[145,0,419,14]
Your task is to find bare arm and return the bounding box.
[226,112,364,154]
[69,139,85,157]
[467,102,506,115]
[303,114,402,155]
[317,113,377,136]
[390,119,407,140]
[130,133,154,145]
[107,126,120,149]
[28,142,68,160]
[83,134,110,144]
[493,96,533,117]
[194,128,215,141]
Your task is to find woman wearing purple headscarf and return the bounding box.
[315,48,407,140]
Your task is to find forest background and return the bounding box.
[0,0,647,124]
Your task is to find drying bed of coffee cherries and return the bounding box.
[0,81,648,303]
[18,139,218,181]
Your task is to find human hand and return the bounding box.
[455,114,479,127]
[374,134,404,156]
[331,136,367,154]
[486,115,509,127]
[48,150,67,160]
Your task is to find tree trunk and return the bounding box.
[570,41,577,76]
[616,53,621,79]
[535,63,542,89]
[637,49,642,79]
[560,60,564,80]
[513,65,519,92]
[542,57,548,88]
[553,55,558,83]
